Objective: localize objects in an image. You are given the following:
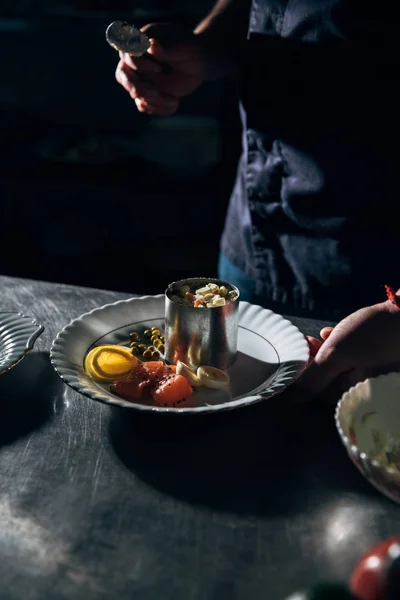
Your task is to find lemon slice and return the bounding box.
[85,345,138,382]
[84,347,111,382]
[197,366,230,389]
[176,361,202,387]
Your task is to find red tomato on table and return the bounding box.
[349,536,400,600]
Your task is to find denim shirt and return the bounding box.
[220,0,400,320]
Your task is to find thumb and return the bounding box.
[320,326,334,340]
[147,38,170,62]
[141,23,193,63]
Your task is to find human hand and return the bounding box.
[297,299,400,403]
[115,23,211,116]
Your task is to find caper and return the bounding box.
[143,349,152,359]
[147,345,155,352]
[131,346,139,355]
[219,286,228,297]
[179,285,190,298]
[158,343,165,353]
[151,335,159,344]
[160,335,165,342]
[130,341,138,348]
[129,331,139,340]
[153,339,161,348]
[151,350,160,359]
[138,344,147,351]
[144,329,152,338]
[152,328,161,336]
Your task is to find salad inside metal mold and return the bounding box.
[351,410,400,469]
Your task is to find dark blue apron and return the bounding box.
[220,0,400,320]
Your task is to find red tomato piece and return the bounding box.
[349,536,400,600]
[110,364,151,401]
[151,373,193,405]
[111,361,179,403]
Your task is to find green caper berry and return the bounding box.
[138,344,147,351]
[130,341,138,348]
[129,332,139,340]
[147,345,155,352]
[158,343,165,353]
[151,350,160,359]
[153,339,161,348]
[179,285,190,298]
[143,349,152,359]
[144,329,152,337]
[160,335,165,342]
[131,346,139,355]
[152,329,161,336]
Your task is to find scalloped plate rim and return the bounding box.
[50,295,309,414]
[0,311,44,376]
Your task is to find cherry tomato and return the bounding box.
[285,583,356,599]
[349,536,400,600]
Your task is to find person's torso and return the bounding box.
[221,0,400,319]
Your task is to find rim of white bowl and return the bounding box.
[335,372,400,474]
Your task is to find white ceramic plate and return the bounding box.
[0,312,44,376]
[50,295,309,414]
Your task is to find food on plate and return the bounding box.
[105,21,151,56]
[110,361,193,405]
[197,366,230,389]
[169,281,239,309]
[165,278,239,371]
[151,372,194,405]
[128,327,164,359]
[176,361,230,389]
[176,361,202,387]
[84,344,139,383]
[84,308,233,406]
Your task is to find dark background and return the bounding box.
[0,1,242,295]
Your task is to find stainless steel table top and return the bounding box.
[0,275,398,600]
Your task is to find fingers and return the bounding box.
[320,326,334,340]
[147,38,170,62]
[115,60,179,116]
[134,97,179,116]
[139,23,191,64]
[295,346,348,402]
[306,335,324,361]
[116,60,159,98]
[119,51,164,75]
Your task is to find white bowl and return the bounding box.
[335,372,400,504]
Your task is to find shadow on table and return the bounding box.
[0,351,64,446]
[109,397,380,516]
